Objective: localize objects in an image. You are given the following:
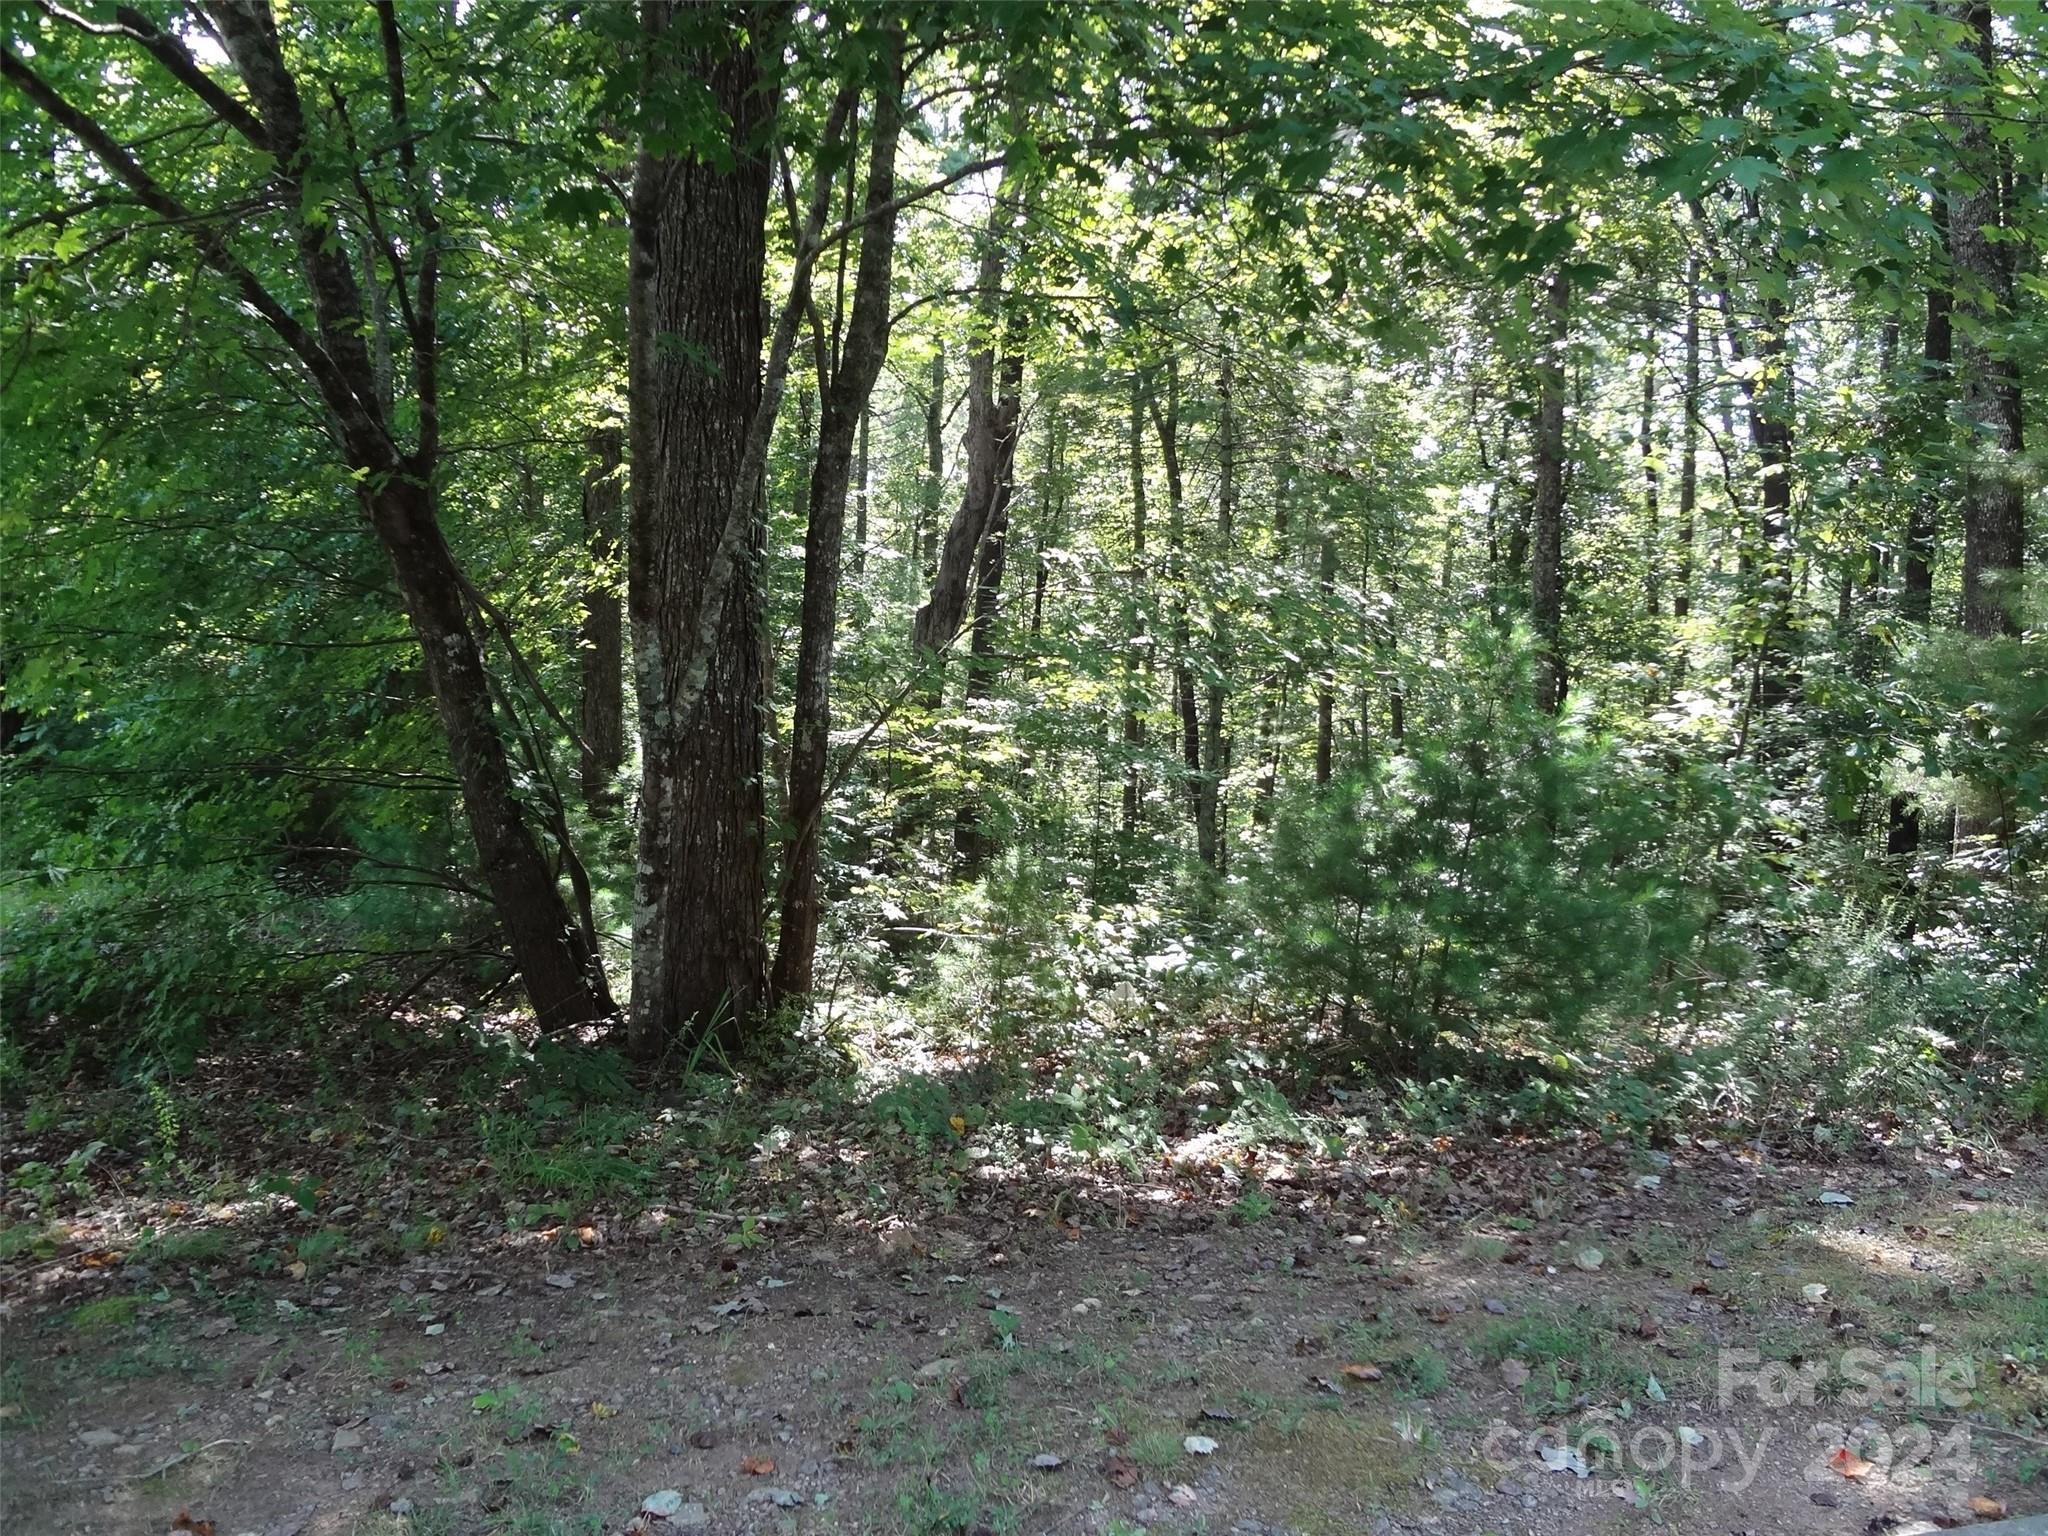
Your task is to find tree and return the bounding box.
[772,25,904,1003]
[4,2,613,1029]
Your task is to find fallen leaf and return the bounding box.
[1341,1363,1383,1381]
[1802,1283,1830,1304]
[739,1455,776,1477]
[1168,1484,1197,1506]
[172,1514,216,1536]
[1031,1453,1064,1471]
[1827,1447,1874,1480]
[642,1491,684,1519]
[1574,1247,1605,1272]
[1183,1434,1218,1455]
[1104,1453,1140,1488]
[1968,1495,2006,1518]
[1540,1444,1591,1478]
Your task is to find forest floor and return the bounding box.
[4,1019,2047,1536]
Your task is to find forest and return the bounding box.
[2,3,2045,1535]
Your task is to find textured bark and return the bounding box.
[1950,2,2026,640]
[579,426,626,815]
[1530,271,1569,715]
[851,407,870,577]
[627,5,775,1058]
[772,41,903,1004]
[5,9,613,1029]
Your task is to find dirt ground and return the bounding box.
[6,1119,2046,1536]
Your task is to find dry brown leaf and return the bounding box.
[739,1454,776,1477]
[172,1514,216,1536]
[1341,1363,1383,1381]
[1104,1454,1140,1488]
[1967,1495,2007,1518]
[1827,1447,1874,1480]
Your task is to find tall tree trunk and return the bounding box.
[1530,271,1569,715]
[1674,258,1699,638]
[1193,352,1236,870]
[919,346,944,582]
[1315,525,1337,786]
[578,425,626,816]
[953,359,1023,874]
[772,36,903,1005]
[1122,366,1149,834]
[1902,197,1950,624]
[1950,2,2026,640]
[851,407,870,578]
[373,481,612,1027]
[912,187,1022,667]
[1640,330,1662,619]
[1751,280,1797,714]
[1148,357,1202,832]
[627,6,775,1058]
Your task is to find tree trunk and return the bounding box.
[1674,258,1699,635]
[1196,352,1236,871]
[578,425,626,816]
[912,189,1021,665]
[1530,270,1569,715]
[953,368,1021,874]
[371,480,611,1027]
[1315,526,1337,785]
[919,346,944,583]
[1148,357,1203,833]
[2,8,616,1031]
[1950,2,2026,640]
[1902,196,1949,624]
[627,6,774,1058]
[1640,331,1662,619]
[851,407,870,577]
[773,44,903,1003]
[1123,365,1149,834]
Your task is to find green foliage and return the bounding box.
[1254,626,1728,1069]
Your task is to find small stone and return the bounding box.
[545,1273,576,1289]
[642,1491,684,1518]
[78,1429,122,1449]
[387,1499,415,1516]
[330,1427,365,1453]
[1032,1453,1065,1470]
[1483,1298,1510,1315]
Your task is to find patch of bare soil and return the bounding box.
[6,1133,2045,1536]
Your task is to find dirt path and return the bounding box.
[6,1133,2045,1536]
